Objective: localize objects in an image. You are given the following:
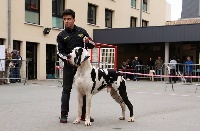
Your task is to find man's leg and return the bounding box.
[16,67,21,82]
[60,64,75,123]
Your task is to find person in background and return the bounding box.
[16,50,22,82]
[155,56,164,80]
[4,48,11,84]
[147,57,155,70]
[126,59,132,80]
[169,56,177,83]
[184,56,194,83]
[132,57,140,81]
[121,61,128,79]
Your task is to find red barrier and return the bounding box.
[119,71,200,78]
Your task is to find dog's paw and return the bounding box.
[85,119,91,126]
[128,116,134,122]
[73,118,80,124]
[119,116,125,120]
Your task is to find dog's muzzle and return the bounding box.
[75,56,90,67]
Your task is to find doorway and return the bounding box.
[26,42,37,79]
[46,44,57,79]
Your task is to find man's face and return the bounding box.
[63,15,75,29]
[187,57,191,61]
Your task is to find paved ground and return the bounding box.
[0,79,200,131]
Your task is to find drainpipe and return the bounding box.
[140,0,143,27]
[8,0,11,52]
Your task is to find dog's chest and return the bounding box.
[74,72,93,93]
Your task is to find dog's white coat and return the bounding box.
[70,47,134,126]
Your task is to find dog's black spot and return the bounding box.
[118,80,126,92]
[74,48,83,65]
[98,69,122,85]
[105,69,121,84]
[91,68,96,94]
[97,81,106,91]
[98,69,104,81]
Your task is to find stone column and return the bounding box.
[165,42,169,64]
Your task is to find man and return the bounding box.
[132,57,140,81]
[9,50,21,83]
[155,56,164,81]
[184,56,194,83]
[16,50,22,82]
[5,48,11,84]
[169,56,177,83]
[57,9,95,123]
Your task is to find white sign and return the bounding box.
[0,45,5,71]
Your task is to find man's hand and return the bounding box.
[66,55,72,65]
[83,36,89,43]
[66,58,72,65]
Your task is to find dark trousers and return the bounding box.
[9,67,17,83]
[169,69,176,83]
[16,67,21,82]
[61,63,86,116]
[185,71,192,82]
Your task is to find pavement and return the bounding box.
[0,79,200,131]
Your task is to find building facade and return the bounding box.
[181,0,200,19]
[0,0,167,80]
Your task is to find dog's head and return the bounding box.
[69,47,90,66]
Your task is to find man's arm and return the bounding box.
[57,34,71,62]
[83,29,95,49]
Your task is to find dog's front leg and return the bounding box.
[85,94,92,126]
[73,93,83,124]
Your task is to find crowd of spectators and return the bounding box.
[0,49,22,85]
[120,56,195,82]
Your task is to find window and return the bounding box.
[131,0,136,8]
[25,0,40,24]
[100,48,115,69]
[143,0,147,12]
[0,39,3,45]
[52,0,65,28]
[13,40,21,51]
[87,4,97,24]
[105,9,113,28]
[130,17,137,27]
[142,20,148,27]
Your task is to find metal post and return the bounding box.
[140,0,143,27]
[8,0,11,52]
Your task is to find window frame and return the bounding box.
[105,9,113,28]
[87,3,97,24]
[0,39,3,45]
[52,0,65,18]
[130,17,137,27]
[143,0,148,12]
[25,0,40,24]
[52,0,65,28]
[142,20,148,27]
[25,0,40,13]
[100,48,115,69]
[131,0,136,8]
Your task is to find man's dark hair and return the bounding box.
[62,9,75,18]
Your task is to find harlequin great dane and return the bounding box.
[69,47,134,126]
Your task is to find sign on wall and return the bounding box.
[0,45,5,71]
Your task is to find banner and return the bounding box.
[0,45,5,71]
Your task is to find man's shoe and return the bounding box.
[60,111,68,123]
[60,116,67,123]
[80,116,94,122]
